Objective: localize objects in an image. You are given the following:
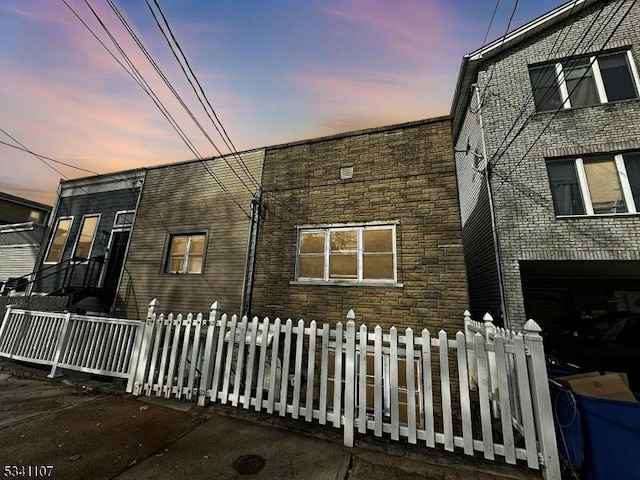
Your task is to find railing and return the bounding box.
[132,300,561,479]
[0,305,144,392]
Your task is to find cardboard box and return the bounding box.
[555,372,637,402]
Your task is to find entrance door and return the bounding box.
[102,230,130,295]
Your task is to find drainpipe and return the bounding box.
[240,192,261,319]
[475,84,508,326]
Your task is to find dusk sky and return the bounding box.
[1,0,564,206]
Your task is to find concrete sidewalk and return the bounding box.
[0,361,541,480]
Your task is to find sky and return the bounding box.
[0,0,564,206]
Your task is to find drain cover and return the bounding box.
[233,454,266,474]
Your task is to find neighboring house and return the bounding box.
[31,170,146,314]
[451,0,640,333]
[115,150,264,321]
[0,192,51,293]
[250,118,468,332]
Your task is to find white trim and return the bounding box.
[71,213,101,262]
[615,154,636,214]
[574,158,594,215]
[627,50,640,97]
[591,57,608,103]
[556,62,570,109]
[43,216,74,264]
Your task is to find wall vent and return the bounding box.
[340,166,353,180]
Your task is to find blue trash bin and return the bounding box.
[575,392,640,480]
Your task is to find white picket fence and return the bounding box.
[131,300,560,479]
[0,300,560,479]
[0,305,144,392]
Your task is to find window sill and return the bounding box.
[556,212,640,219]
[289,280,404,288]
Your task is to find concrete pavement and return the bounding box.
[0,361,542,480]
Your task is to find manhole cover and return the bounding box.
[233,454,266,474]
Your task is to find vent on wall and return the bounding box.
[340,166,353,180]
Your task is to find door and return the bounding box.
[102,230,130,294]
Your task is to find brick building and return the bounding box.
[250,117,468,331]
[451,0,640,332]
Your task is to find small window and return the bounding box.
[73,215,100,261]
[165,233,206,274]
[296,224,397,283]
[530,50,639,112]
[45,217,73,263]
[547,152,640,216]
[28,210,42,223]
[114,211,135,228]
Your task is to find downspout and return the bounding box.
[240,192,261,319]
[475,84,508,325]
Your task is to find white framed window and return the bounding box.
[547,152,640,216]
[113,210,135,228]
[44,217,74,264]
[165,233,206,274]
[529,50,640,112]
[296,223,397,284]
[72,214,100,261]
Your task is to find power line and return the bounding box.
[0,134,99,175]
[144,0,261,191]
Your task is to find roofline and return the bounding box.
[450,0,602,139]
[0,191,51,211]
[265,115,452,151]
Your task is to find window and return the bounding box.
[529,50,640,112]
[45,217,73,263]
[73,214,100,261]
[165,233,206,274]
[296,224,396,283]
[547,152,640,216]
[113,210,135,228]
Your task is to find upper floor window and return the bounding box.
[73,214,100,261]
[547,152,640,216]
[529,50,640,112]
[165,233,206,274]
[44,217,73,263]
[296,224,397,283]
[113,210,135,228]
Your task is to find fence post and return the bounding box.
[523,319,560,480]
[48,312,72,378]
[0,304,12,347]
[463,310,476,389]
[343,309,356,448]
[131,299,160,395]
[483,313,498,414]
[198,301,219,406]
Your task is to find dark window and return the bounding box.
[547,160,585,215]
[563,57,599,108]
[624,152,640,211]
[599,52,638,102]
[529,65,563,112]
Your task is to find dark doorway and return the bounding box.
[102,230,130,297]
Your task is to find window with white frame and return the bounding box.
[547,152,640,216]
[44,217,73,263]
[529,50,640,112]
[73,214,100,261]
[113,210,135,228]
[165,233,206,274]
[296,224,397,283]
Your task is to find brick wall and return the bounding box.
[473,0,640,329]
[250,118,469,332]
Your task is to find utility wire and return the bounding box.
[146,0,260,190]
[0,136,99,175]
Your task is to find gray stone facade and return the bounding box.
[453,0,640,330]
